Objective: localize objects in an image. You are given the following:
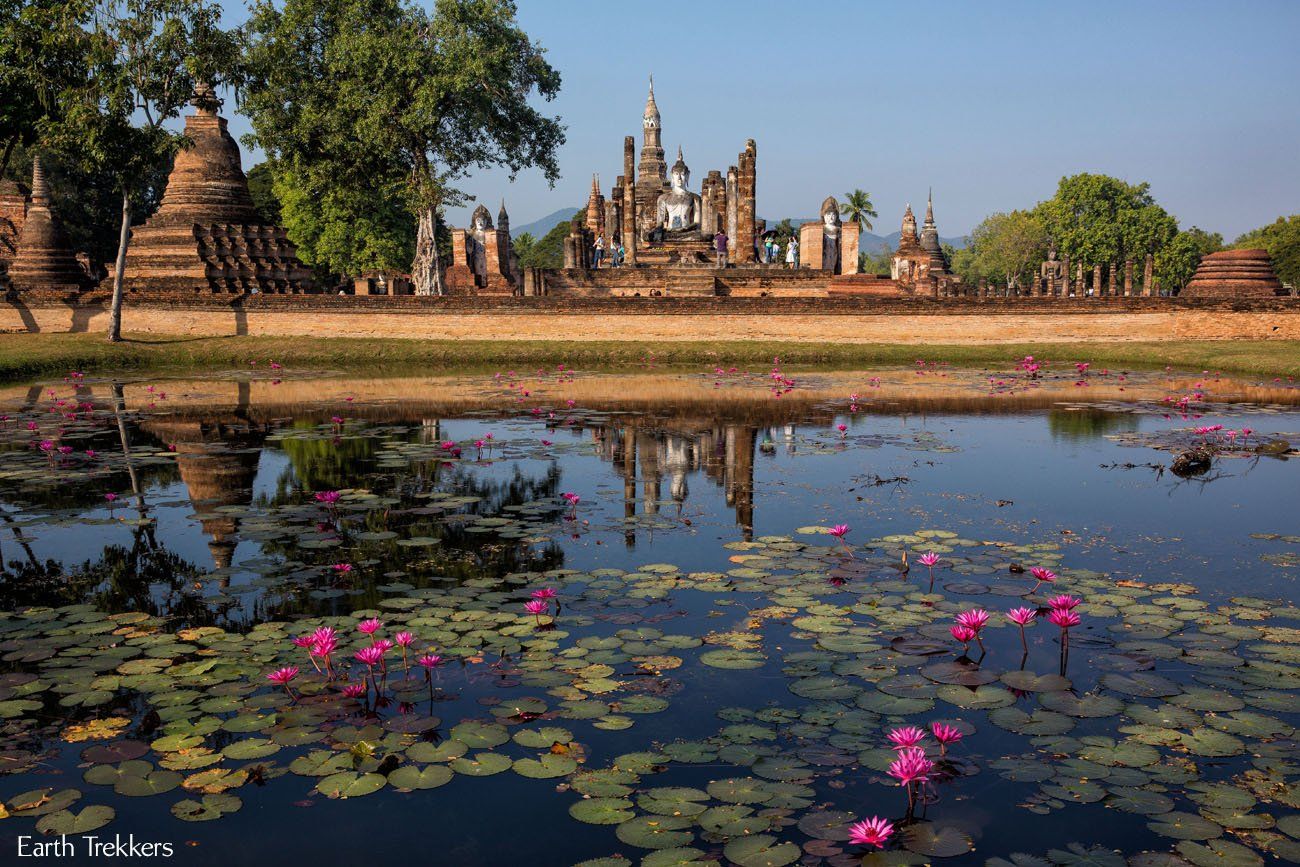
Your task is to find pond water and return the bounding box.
[0,363,1297,867]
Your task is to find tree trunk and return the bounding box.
[0,136,16,182]
[107,189,132,342]
[411,206,444,296]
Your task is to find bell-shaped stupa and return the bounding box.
[117,83,314,294]
[7,157,90,291]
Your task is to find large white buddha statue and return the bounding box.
[652,147,703,238]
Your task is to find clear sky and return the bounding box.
[218,0,1300,239]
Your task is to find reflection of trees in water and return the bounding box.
[255,429,566,620]
[1047,409,1138,442]
[0,525,208,618]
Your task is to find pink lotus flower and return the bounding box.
[341,683,367,699]
[358,618,383,637]
[417,653,443,669]
[354,645,385,667]
[1007,606,1037,653]
[1029,566,1057,592]
[847,816,894,849]
[561,491,580,505]
[524,599,550,626]
[331,563,353,574]
[955,608,990,633]
[887,725,927,750]
[394,631,414,647]
[314,490,341,505]
[1048,608,1081,630]
[530,587,558,600]
[828,524,849,541]
[1047,594,1080,611]
[888,747,934,810]
[104,493,117,503]
[266,666,299,699]
[836,423,848,436]
[918,551,941,590]
[950,624,976,651]
[930,721,963,754]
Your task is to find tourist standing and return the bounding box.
[786,238,798,269]
[593,235,605,269]
[614,242,625,267]
[714,231,728,267]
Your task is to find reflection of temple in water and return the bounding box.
[592,422,759,544]
[141,418,266,570]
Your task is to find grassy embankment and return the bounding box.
[1,332,1298,381]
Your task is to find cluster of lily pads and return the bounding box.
[1,519,1297,866]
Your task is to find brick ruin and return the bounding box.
[444,202,521,294]
[889,193,955,296]
[533,78,878,298]
[1183,249,1287,298]
[114,84,314,295]
[5,157,91,293]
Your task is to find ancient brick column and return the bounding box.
[622,137,637,266]
[841,222,861,274]
[798,223,822,273]
[1091,264,1102,296]
[735,141,757,264]
[725,166,738,259]
[1143,253,1155,296]
[1124,259,1134,295]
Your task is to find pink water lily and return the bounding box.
[1007,606,1037,653]
[530,587,558,600]
[930,721,963,755]
[1047,594,1080,611]
[314,490,341,506]
[394,631,414,672]
[1029,566,1056,592]
[955,608,990,652]
[950,624,976,654]
[888,746,934,811]
[358,618,383,639]
[341,682,367,699]
[266,666,299,699]
[847,816,894,849]
[918,551,940,590]
[524,599,550,626]
[887,725,927,750]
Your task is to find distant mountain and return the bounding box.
[512,207,578,240]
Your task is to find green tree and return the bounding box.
[245,161,280,225]
[54,0,242,341]
[1184,226,1224,258]
[511,231,535,264]
[770,218,797,245]
[271,159,415,277]
[858,243,892,277]
[517,207,580,269]
[0,0,96,179]
[839,188,877,233]
[1234,215,1300,289]
[958,209,1048,291]
[242,0,565,296]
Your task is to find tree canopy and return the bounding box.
[839,189,877,233]
[1234,215,1300,289]
[241,0,565,293]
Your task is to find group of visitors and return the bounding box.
[591,235,627,268]
[761,235,798,268]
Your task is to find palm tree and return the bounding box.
[840,189,878,233]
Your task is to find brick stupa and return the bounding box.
[1182,249,1286,298]
[6,157,90,292]
[117,84,313,295]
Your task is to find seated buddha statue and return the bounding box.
[648,147,703,241]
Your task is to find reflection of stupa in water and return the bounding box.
[142,419,265,569]
[596,422,757,544]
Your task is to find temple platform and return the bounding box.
[635,234,715,266]
[537,265,901,298]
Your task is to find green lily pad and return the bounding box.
[568,797,636,825]
[513,754,578,779]
[34,805,115,835]
[722,833,801,867]
[317,771,387,798]
[615,815,694,850]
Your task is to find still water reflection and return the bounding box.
[0,368,1296,866]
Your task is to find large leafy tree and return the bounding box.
[0,0,96,179]
[242,0,565,295]
[1234,215,1300,289]
[839,189,877,233]
[50,0,242,341]
[951,209,1048,291]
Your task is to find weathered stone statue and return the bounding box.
[468,204,493,276]
[1040,246,1065,295]
[651,147,702,240]
[819,197,841,272]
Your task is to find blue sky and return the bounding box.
[218,0,1300,239]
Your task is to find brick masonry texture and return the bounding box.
[3,295,1298,343]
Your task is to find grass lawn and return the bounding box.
[1,332,1297,381]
